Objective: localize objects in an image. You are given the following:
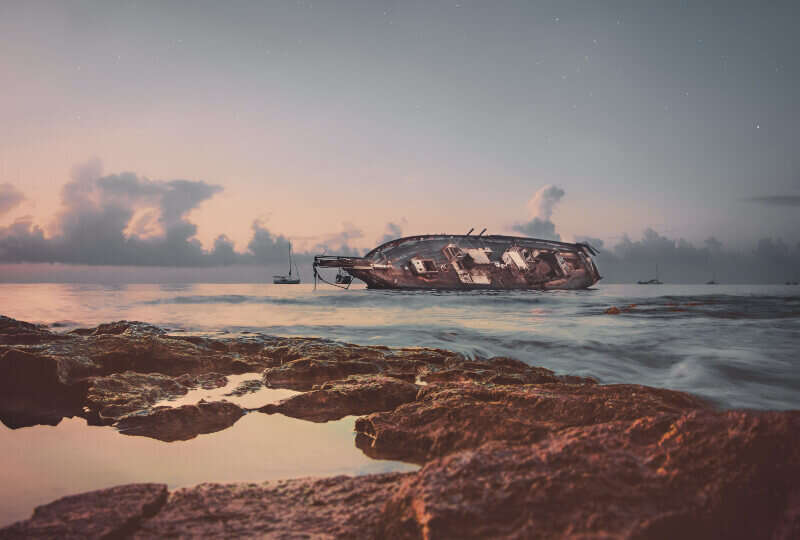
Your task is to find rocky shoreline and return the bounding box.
[1,314,798,538]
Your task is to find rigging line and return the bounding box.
[313,265,353,290]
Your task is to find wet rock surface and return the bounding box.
[355,381,709,463]
[0,483,167,539]
[260,375,419,422]
[2,315,799,538]
[115,400,244,442]
[378,410,800,539]
[132,474,408,539]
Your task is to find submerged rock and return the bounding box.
[0,483,167,539]
[115,401,244,442]
[260,375,419,422]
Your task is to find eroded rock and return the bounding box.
[264,357,384,391]
[2,315,799,538]
[377,410,800,539]
[0,316,472,431]
[85,372,193,424]
[132,474,409,539]
[356,381,709,463]
[0,316,63,346]
[260,375,419,422]
[0,348,88,428]
[5,410,799,539]
[0,483,167,539]
[115,401,244,442]
[224,378,263,397]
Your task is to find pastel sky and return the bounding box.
[1,0,798,254]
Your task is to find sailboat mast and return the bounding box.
[288,243,292,277]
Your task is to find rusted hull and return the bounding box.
[314,235,601,290]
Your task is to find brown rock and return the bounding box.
[356,382,709,463]
[0,348,88,428]
[115,401,244,442]
[71,320,166,337]
[7,410,799,539]
[0,316,478,431]
[260,375,419,422]
[224,377,263,397]
[419,356,566,386]
[378,411,800,539]
[0,483,167,539]
[263,357,384,391]
[0,316,64,346]
[132,474,409,538]
[85,372,192,424]
[605,306,622,314]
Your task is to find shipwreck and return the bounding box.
[313,231,601,290]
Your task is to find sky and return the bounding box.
[1,0,799,276]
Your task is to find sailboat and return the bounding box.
[273,244,301,284]
[706,270,718,285]
[637,264,663,285]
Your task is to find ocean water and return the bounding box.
[1,282,799,525]
[3,282,799,409]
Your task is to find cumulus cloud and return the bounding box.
[0,164,366,266]
[246,221,291,263]
[310,222,365,256]
[527,184,565,220]
[513,184,564,241]
[377,219,407,245]
[583,228,800,283]
[0,184,25,216]
[513,218,560,240]
[0,163,234,266]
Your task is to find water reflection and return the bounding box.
[0,414,417,527]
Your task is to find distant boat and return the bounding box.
[637,264,663,285]
[273,244,301,285]
[786,281,799,286]
[706,271,718,285]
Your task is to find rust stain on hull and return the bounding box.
[314,234,601,290]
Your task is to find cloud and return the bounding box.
[582,228,800,283]
[527,184,564,220]
[574,236,605,249]
[0,163,228,266]
[747,195,800,207]
[246,220,291,263]
[513,217,560,240]
[513,184,564,241]
[0,163,364,266]
[306,222,364,256]
[377,219,407,245]
[0,184,25,216]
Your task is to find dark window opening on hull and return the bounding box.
[410,257,439,275]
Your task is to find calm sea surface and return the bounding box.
[1,282,799,525]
